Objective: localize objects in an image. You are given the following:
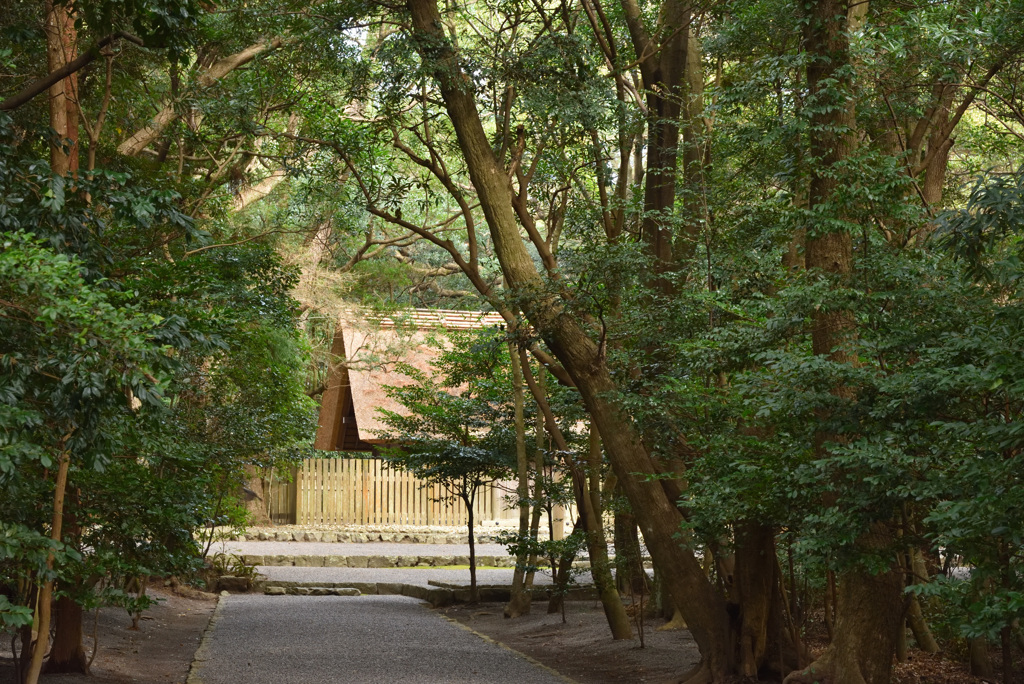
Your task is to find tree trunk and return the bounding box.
[42,595,87,674]
[25,437,73,684]
[116,38,286,156]
[733,523,779,679]
[620,0,691,274]
[465,489,478,603]
[906,593,938,653]
[614,507,647,595]
[519,351,632,639]
[546,516,582,617]
[971,637,995,679]
[505,341,532,618]
[784,0,907,681]
[45,488,87,675]
[583,425,632,640]
[786,524,905,684]
[906,546,939,654]
[44,0,78,175]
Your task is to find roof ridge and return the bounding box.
[346,307,505,330]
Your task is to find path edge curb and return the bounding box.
[185,593,227,684]
[438,613,580,684]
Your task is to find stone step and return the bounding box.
[225,528,544,545]
[243,554,514,568]
[258,580,598,606]
[241,554,595,570]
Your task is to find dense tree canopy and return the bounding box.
[2,0,1024,680]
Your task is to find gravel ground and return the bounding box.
[222,541,511,557]
[193,594,571,684]
[256,565,596,587]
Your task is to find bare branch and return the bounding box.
[117,37,290,156]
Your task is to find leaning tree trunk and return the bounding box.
[519,352,632,639]
[405,0,733,677]
[583,425,632,640]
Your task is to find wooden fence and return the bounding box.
[293,458,512,526]
[266,468,297,525]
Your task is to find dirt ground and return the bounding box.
[0,584,215,684]
[1,588,990,684]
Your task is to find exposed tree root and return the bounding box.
[658,607,688,631]
[783,649,875,684]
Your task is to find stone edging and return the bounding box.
[255,580,599,606]
[439,614,580,684]
[185,592,227,684]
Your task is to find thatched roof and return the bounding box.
[313,309,505,451]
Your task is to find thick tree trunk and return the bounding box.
[42,595,87,674]
[784,0,906,681]
[785,535,905,684]
[44,0,77,175]
[733,523,778,679]
[971,637,995,679]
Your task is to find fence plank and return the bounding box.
[329,458,336,524]
[374,459,381,525]
[387,463,395,524]
[354,459,362,524]
[300,460,308,525]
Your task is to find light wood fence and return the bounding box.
[294,457,511,526]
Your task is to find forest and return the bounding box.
[1,0,1023,682]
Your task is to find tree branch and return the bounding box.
[0,32,143,111]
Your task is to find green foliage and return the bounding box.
[938,167,1024,283]
[0,107,315,632]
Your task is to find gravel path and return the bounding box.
[193,594,570,684]
[222,541,511,557]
